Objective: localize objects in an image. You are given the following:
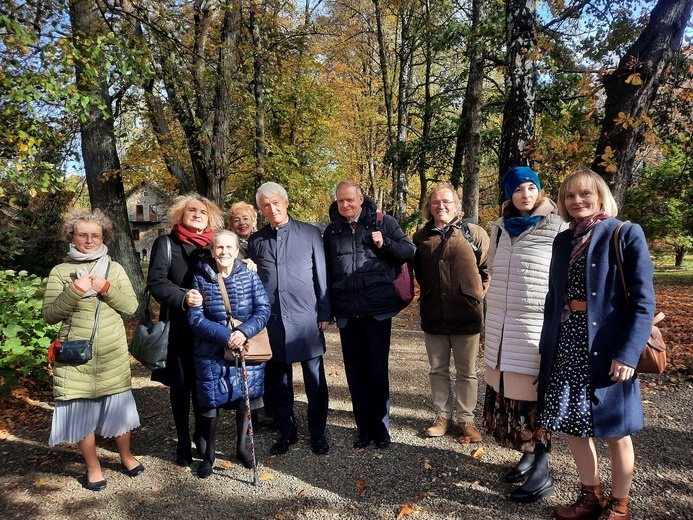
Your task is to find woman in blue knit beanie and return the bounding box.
[482,166,567,503]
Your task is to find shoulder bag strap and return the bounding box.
[217,272,233,329]
[86,260,110,342]
[613,221,629,304]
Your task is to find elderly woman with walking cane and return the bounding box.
[188,230,270,479]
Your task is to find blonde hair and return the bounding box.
[422,183,463,220]
[226,202,258,232]
[557,169,618,222]
[61,209,114,243]
[168,193,224,231]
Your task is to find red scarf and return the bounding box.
[568,210,610,267]
[172,223,214,248]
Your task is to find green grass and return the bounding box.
[654,270,693,285]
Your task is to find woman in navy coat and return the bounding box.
[188,230,270,478]
[536,169,655,520]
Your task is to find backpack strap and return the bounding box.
[458,221,479,252]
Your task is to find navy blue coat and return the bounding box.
[323,196,415,317]
[537,218,655,437]
[247,217,331,364]
[188,259,270,408]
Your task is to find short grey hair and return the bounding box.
[334,179,364,199]
[255,182,289,206]
[211,229,240,250]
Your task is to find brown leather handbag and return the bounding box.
[217,273,272,363]
[613,222,666,374]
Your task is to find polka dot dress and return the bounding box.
[540,253,594,437]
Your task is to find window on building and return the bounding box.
[135,204,144,221]
[132,229,140,240]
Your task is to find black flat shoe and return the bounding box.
[373,433,391,449]
[85,474,107,492]
[353,433,370,449]
[270,431,298,455]
[505,453,535,483]
[509,475,555,503]
[124,462,145,477]
[197,459,213,479]
[311,435,329,455]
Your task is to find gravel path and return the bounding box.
[1,313,692,519]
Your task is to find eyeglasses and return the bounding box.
[430,200,455,207]
[74,233,103,241]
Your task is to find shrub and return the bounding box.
[0,269,57,396]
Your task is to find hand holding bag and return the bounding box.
[217,272,272,363]
[613,222,667,374]
[129,236,171,370]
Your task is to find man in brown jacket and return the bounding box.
[413,183,490,441]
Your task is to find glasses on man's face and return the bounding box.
[430,200,454,207]
[74,233,103,241]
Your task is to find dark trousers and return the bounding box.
[339,316,392,437]
[265,356,328,439]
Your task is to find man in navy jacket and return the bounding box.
[323,180,415,449]
[247,182,331,455]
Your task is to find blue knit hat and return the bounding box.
[502,166,541,200]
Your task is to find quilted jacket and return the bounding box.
[484,198,566,376]
[188,259,270,408]
[323,196,416,318]
[42,259,138,400]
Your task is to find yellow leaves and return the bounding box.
[297,488,309,497]
[598,146,619,173]
[259,472,275,481]
[396,502,416,518]
[471,446,485,460]
[220,461,234,469]
[33,478,49,487]
[625,73,643,86]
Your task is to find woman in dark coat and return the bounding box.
[188,230,270,478]
[537,169,655,520]
[147,194,224,466]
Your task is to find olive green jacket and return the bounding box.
[42,259,138,400]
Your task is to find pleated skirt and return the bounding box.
[48,390,140,445]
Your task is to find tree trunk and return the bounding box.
[675,245,687,268]
[498,0,537,204]
[451,0,486,221]
[416,0,434,211]
[591,0,693,207]
[250,1,266,187]
[209,0,240,207]
[392,1,416,219]
[143,79,193,195]
[69,0,145,306]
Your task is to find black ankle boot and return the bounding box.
[506,452,535,483]
[510,452,555,503]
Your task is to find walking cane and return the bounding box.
[238,349,260,486]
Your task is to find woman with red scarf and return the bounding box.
[147,194,225,467]
[537,169,655,520]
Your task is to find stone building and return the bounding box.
[127,186,172,261]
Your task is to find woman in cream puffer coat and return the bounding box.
[482,167,566,504]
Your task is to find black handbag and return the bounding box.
[52,299,102,364]
[129,236,171,370]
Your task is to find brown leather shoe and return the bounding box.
[460,422,482,443]
[425,415,451,437]
[598,496,630,520]
[555,484,607,520]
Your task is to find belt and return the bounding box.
[569,300,587,312]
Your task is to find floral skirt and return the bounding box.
[483,383,551,453]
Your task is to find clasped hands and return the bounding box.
[74,273,108,293]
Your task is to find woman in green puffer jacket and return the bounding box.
[42,209,142,491]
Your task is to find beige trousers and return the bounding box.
[424,333,480,424]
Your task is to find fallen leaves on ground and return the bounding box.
[356,477,366,497]
[259,472,274,481]
[471,446,485,459]
[396,502,416,518]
